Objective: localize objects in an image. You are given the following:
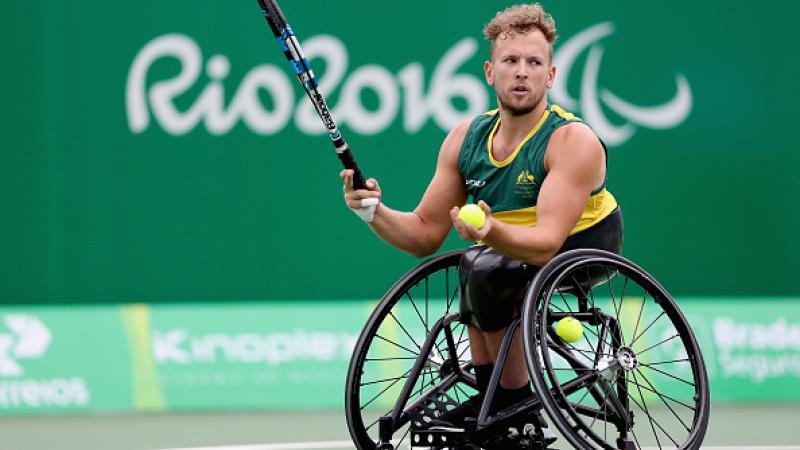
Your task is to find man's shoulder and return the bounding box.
[549,121,602,154]
[448,110,495,146]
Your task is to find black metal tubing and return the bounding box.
[388,313,462,426]
[476,318,521,426]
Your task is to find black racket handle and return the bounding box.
[338,149,367,190]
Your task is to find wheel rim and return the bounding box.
[345,251,478,450]
[526,253,710,450]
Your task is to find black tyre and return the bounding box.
[522,250,710,450]
[345,250,476,450]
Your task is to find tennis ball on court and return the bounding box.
[556,316,583,343]
[458,204,486,229]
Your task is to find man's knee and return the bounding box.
[458,245,538,332]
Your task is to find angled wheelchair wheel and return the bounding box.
[345,250,477,450]
[522,249,710,450]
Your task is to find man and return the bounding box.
[341,2,622,431]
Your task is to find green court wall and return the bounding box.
[1,0,798,304]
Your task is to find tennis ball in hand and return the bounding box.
[458,204,486,229]
[556,316,583,343]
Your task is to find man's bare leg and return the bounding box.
[483,326,528,389]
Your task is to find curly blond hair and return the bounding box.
[483,3,558,61]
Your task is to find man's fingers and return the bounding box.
[341,169,354,191]
[450,207,472,241]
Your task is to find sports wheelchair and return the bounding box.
[345,249,710,450]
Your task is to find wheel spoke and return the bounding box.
[361,369,412,387]
[629,370,664,449]
[584,374,609,435]
[645,357,691,366]
[396,423,412,449]
[627,373,645,450]
[628,390,681,447]
[574,385,592,406]
[404,292,430,336]
[569,273,590,304]
[637,333,680,357]
[374,334,419,356]
[445,267,453,312]
[425,276,429,332]
[630,310,666,347]
[625,376,696,410]
[639,363,696,387]
[456,325,468,356]
[365,356,419,362]
[557,289,572,314]
[584,268,597,309]
[388,311,422,351]
[607,269,628,348]
[361,368,414,409]
[642,370,692,432]
[631,291,647,346]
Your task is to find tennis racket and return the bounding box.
[256,0,368,190]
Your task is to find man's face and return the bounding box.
[484,30,556,116]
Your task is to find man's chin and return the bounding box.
[500,102,537,116]
[507,105,536,116]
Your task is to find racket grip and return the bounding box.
[338,149,367,190]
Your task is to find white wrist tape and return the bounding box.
[352,197,379,223]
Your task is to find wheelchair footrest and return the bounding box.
[410,427,466,449]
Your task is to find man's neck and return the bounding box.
[496,100,548,143]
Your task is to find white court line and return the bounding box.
[147,441,354,450]
[148,443,800,450]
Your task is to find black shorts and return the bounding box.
[458,207,624,332]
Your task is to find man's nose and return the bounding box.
[515,63,528,79]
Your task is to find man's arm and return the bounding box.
[342,121,470,258]
[453,122,605,266]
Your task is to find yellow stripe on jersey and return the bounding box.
[490,189,618,236]
[487,110,551,168]
[549,104,580,121]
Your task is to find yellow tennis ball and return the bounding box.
[458,204,486,229]
[556,316,583,343]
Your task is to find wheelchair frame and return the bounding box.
[345,249,710,450]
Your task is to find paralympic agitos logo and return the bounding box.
[126,22,690,147]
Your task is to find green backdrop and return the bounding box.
[1,0,798,304]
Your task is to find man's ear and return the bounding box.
[484,60,494,86]
[546,64,556,89]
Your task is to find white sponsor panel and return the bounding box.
[0,314,90,409]
[713,317,800,384]
[153,328,358,366]
[0,378,89,408]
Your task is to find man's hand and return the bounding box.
[341,169,381,222]
[450,201,492,241]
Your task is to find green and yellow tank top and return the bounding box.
[458,104,618,235]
